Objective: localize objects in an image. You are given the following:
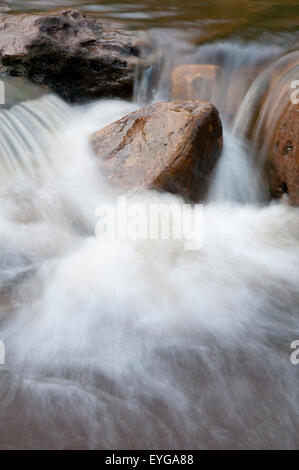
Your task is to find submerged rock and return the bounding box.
[0,9,153,102]
[171,63,266,121]
[91,100,223,201]
[0,2,9,14]
[171,64,221,102]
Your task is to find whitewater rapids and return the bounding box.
[0,94,298,449]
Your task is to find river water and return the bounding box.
[0,0,298,450]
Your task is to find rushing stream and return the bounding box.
[0,0,298,450]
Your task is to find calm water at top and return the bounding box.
[4,1,299,42]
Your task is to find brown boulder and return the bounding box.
[0,9,153,102]
[91,101,223,201]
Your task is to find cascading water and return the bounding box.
[0,94,73,184]
[234,51,299,167]
[0,29,299,450]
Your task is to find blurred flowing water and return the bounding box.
[0,0,299,450]
[4,0,299,35]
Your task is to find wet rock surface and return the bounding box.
[248,52,299,204]
[91,100,223,201]
[0,8,153,102]
[268,102,299,204]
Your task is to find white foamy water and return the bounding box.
[0,38,299,449]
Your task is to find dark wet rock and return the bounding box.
[0,8,153,102]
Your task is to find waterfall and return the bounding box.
[134,36,284,204]
[208,130,266,203]
[0,95,73,185]
[0,33,298,450]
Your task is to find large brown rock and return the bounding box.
[91,101,223,201]
[0,9,153,102]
